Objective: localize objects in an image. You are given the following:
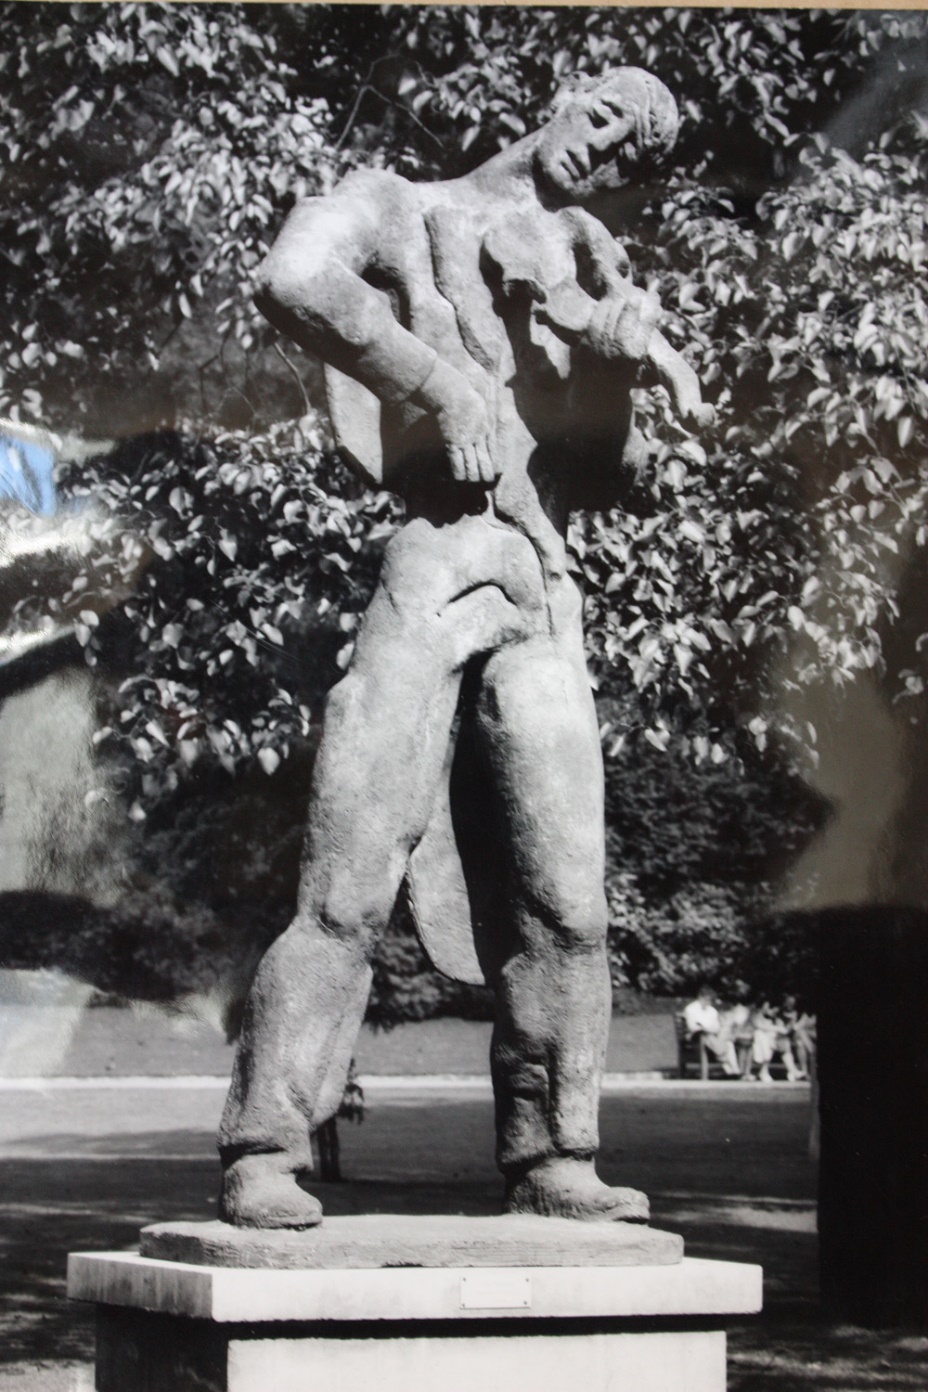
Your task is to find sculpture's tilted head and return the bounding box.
[535,67,679,203]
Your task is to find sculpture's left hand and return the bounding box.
[647,333,717,432]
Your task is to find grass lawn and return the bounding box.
[0,1001,679,1077]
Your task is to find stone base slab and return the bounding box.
[69,1240,761,1392]
[69,1251,760,1324]
[139,1213,684,1270]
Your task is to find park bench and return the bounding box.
[674,1013,712,1079]
[673,1013,753,1080]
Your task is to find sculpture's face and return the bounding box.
[535,89,640,202]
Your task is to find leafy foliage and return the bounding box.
[579,117,928,756]
[601,696,830,996]
[39,425,398,807]
[0,3,352,432]
[391,9,928,183]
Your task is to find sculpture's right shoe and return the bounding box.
[504,1155,649,1223]
[219,1153,323,1229]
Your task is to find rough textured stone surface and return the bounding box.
[139,1213,683,1270]
[218,67,714,1229]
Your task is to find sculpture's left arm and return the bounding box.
[541,211,714,430]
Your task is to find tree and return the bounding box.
[2,6,928,1013]
[0,2,362,434]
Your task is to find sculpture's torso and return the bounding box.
[320,168,632,590]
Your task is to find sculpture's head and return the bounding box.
[534,67,679,204]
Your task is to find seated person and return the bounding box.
[683,986,741,1076]
[718,1001,753,1075]
[747,1001,802,1082]
[782,995,815,1079]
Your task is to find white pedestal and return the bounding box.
[68,1221,762,1392]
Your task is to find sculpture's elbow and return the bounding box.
[253,253,311,322]
[253,192,367,340]
[253,251,333,347]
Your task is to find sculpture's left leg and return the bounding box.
[475,585,648,1222]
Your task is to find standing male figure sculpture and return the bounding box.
[218,67,712,1229]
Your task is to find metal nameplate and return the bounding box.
[460,1271,532,1310]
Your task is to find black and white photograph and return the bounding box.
[0,3,927,1388]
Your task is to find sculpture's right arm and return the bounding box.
[254,193,496,484]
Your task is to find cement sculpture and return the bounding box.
[218,67,713,1229]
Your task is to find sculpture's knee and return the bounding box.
[539,891,608,955]
[313,864,397,961]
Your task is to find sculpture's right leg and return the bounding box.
[217,584,464,1229]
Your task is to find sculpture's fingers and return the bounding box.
[462,443,481,484]
[604,294,652,363]
[667,377,697,420]
[475,437,496,484]
[591,299,624,358]
[675,393,716,432]
[448,445,468,482]
[629,294,660,361]
[603,302,627,356]
[640,290,662,339]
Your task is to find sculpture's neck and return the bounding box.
[466,137,542,204]
[466,136,607,220]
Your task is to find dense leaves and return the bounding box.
[42,425,398,807]
[0,3,351,432]
[602,694,830,998]
[390,9,928,182]
[580,120,928,756]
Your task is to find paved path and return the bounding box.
[1,992,924,1391]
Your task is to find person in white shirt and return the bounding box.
[683,986,741,1075]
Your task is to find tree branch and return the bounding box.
[273,342,311,418]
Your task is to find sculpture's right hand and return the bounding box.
[437,388,497,486]
[413,361,498,486]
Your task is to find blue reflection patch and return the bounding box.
[0,434,57,515]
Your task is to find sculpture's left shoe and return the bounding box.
[219,1153,323,1229]
[503,1156,649,1222]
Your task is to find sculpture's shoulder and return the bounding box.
[272,168,424,274]
[327,166,422,220]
